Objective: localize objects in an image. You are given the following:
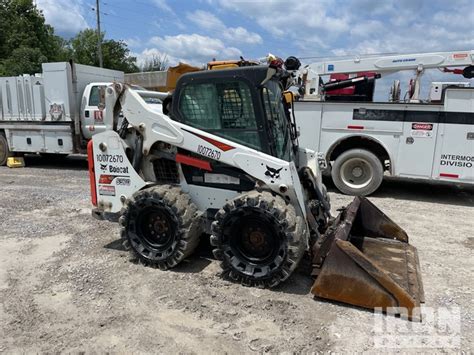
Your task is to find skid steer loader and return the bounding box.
[88,64,424,320]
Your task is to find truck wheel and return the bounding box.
[120,185,202,270]
[211,191,306,288]
[0,134,11,166]
[331,149,383,196]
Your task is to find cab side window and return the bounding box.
[88,86,105,106]
[179,81,261,150]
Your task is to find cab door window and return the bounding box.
[179,81,262,150]
[262,81,291,161]
[88,85,106,107]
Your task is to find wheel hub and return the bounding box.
[138,207,175,249]
[228,213,282,264]
[340,158,374,189]
[352,166,363,178]
[241,227,272,258]
[249,229,265,247]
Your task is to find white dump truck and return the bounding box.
[0,62,124,165]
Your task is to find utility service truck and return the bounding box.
[0,61,166,166]
[294,50,474,195]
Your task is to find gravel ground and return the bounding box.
[0,155,473,353]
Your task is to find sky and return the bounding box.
[36,0,474,99]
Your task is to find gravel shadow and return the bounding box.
[22,154,88,170]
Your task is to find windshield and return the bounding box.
[262,80,291,161]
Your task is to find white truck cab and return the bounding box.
[81,82,114,139]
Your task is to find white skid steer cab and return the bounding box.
[88,63,424,320]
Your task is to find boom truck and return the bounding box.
[0,61,165,165]
[293,50,474,195]
[88,62,424,319]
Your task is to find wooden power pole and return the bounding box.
[95,0,103,68]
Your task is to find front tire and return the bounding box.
[331,149,383,196]
[211,191,306,288]
[120,185,202,270]
[0,134,11,166]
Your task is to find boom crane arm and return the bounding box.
[301,50,474,100]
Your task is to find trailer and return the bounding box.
[294,50,474,195]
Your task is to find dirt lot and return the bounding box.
[0,155,473,353]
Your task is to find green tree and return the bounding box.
[70,29,139,73]
[0,0,68,75]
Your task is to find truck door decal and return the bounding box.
[94,110,104,122]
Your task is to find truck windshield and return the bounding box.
[262,80,291,161]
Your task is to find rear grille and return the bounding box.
[153,158,179,183]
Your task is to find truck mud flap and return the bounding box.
[311,197,424,321]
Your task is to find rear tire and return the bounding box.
[331,149,383,196]
[211,191,306,288]
[0,133,11,166]
[120,185,202,270]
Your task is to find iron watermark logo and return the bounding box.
[372,306,461,349]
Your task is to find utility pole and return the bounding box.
[95,0,103,68]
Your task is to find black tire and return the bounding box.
[0,133,11,166]
[119,185,202,270]
[331,149,383,196]
[211,191,306,288]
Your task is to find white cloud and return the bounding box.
[150,0,174,14]
[36,0,88,37]
[350,20,385,38]
[223,27,262,45]
[187,10,262,44]
[213,0,350,37]
[188,10,225,30]
[210,0,473,58]
[147,34,242,65]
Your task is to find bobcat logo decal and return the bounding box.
[265,165,283,180]
[100,163,108,171]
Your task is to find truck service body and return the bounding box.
[0,62,123,163]
[295,88,474,182]
[294,50,474,194]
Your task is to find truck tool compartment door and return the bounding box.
[433,89,474,182]
[396,107,440,178]
[82,84,107,139]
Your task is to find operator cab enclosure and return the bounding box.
[170,66,293,162]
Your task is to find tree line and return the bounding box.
[0,0,168,76]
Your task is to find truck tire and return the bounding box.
[119,185,202,270]
[211,191,306,288]
[331,149,383,196]
[0,134,11,166]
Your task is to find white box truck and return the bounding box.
[0,61,124,165]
